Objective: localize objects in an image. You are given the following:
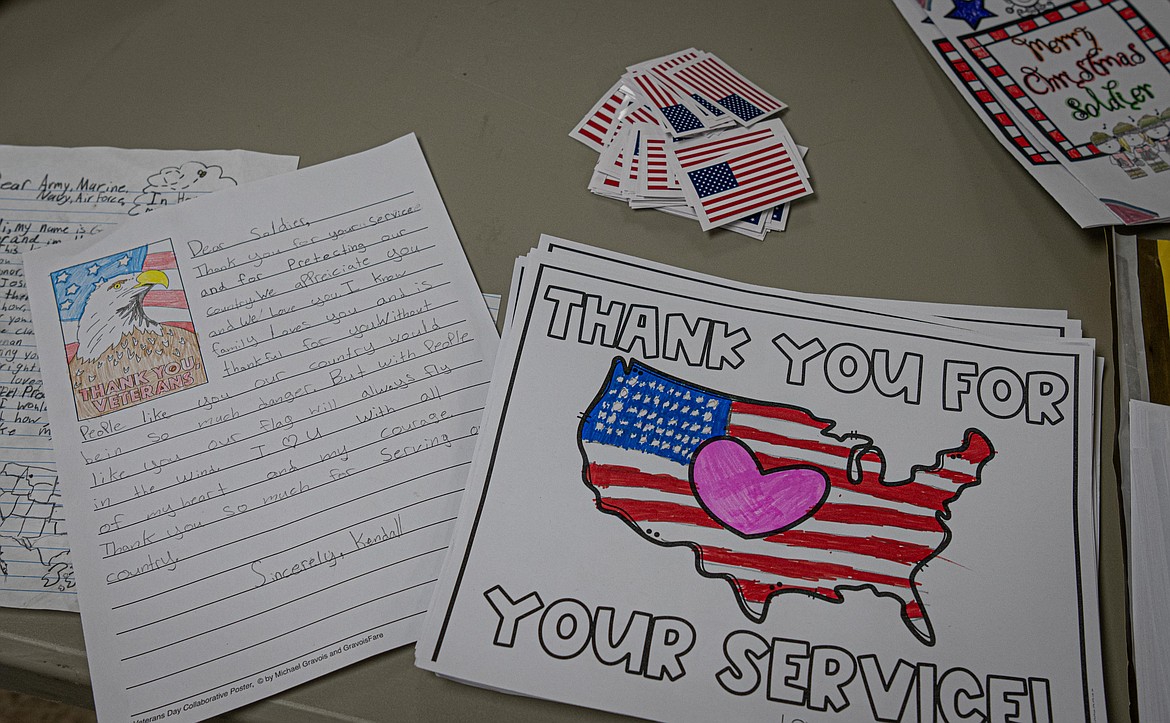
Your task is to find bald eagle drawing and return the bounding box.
[55,244,207,421]
[74,269,173,361]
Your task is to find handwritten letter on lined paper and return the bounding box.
[0,146,298,611]
[25,135,498,722]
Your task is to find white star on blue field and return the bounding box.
[51,245,149,323]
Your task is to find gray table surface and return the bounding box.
[0,1,1154,720]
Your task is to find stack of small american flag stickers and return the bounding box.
[570,48,812,240]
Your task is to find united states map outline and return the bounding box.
[577,357,996,646]
[0,462,74,591]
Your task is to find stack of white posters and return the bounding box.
[894,0,1170,226]
[1129,400,1170,722]
[23,135,500,722]
[416,236,1104,722]
[571,49,811,239]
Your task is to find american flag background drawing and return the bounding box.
[668,53,786,125]
[52,242,192,363]
[579,359,994,646]
[677,136,811,229]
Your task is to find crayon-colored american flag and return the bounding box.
[579,360,993,645]
[570,82,628,152]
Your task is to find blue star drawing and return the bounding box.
[945,0,996,30]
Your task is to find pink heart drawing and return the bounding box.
[691,437,829,538]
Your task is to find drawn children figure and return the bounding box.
[1093,129,1146,179]
[1134,115,1169,173]
[1147,109,1170,159]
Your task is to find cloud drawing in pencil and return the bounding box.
[130,161,237,215]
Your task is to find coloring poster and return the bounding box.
[417,248,1103,722]
[926,0,1170,223]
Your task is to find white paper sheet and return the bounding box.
[24,134,498,722]
[922,0,1170,225]
[0,145,298,612]
[1129,400,1170,723]
[417,243,1103,723]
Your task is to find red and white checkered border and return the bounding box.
[933,38,1057,165]
[959,0,1170,162]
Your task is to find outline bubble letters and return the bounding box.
[541,286,750,369]
[942,359,1069,425]
[482,585,696,681]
